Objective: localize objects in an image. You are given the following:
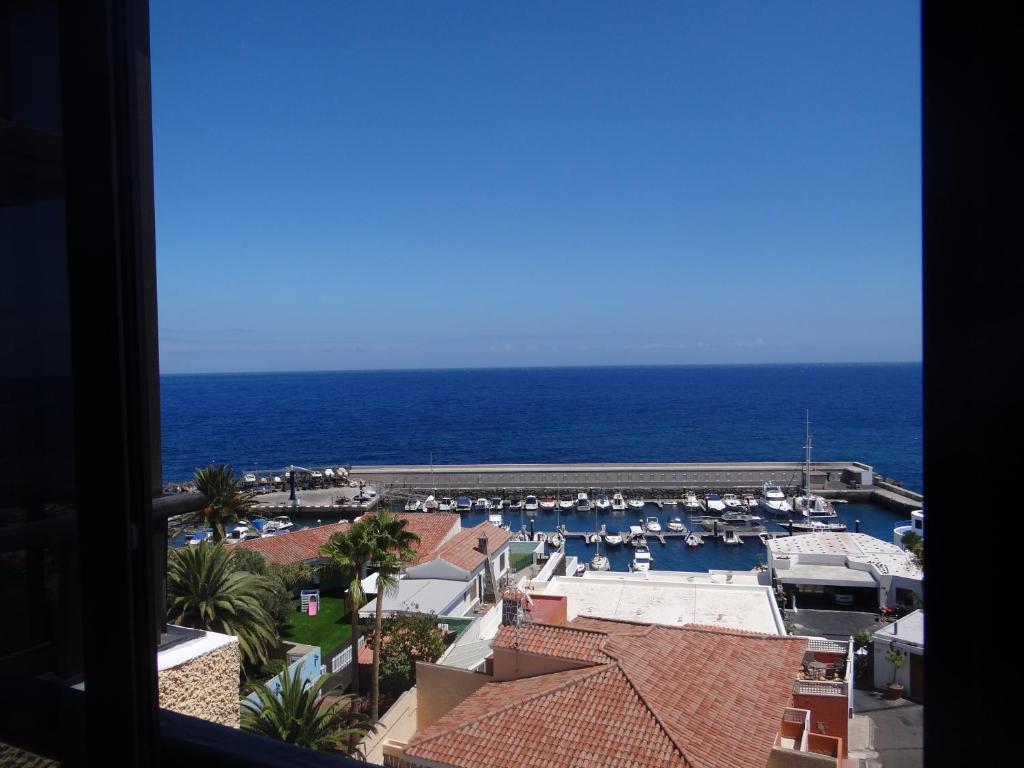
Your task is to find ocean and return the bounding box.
[161,363,922,489]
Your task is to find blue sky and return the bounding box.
[151,1,921,373]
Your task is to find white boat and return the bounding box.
[509,497,524,511]
[790,520,847,532]
[682,492,702,512]
[662,498,678,506]
[323,468,335,479]
[630,546,652,572]
[705,493,726,513]
[243,473,257,484]
[539,497,557,510]
[721,511,762,526]
[595,493,611,509]
[685,532,703,548]
[488,513,505,528]
[423,495,439,512]
[264,515,294,534]
[404,497,423,512]
[611,492,627,511]
[722,529,743,545]
[488,497,504,511]
[795,493,837,519]
[187,529,213,545]
[757,482,792,517]
[438,497,455,512]
[575,563,587,576]
[604,532,623,546]
[550,532,565,548]
[741,493,758,510]
[472,498,488,511]
[455,496,473,513]
[722,493,742,510]
[627,498,645,509]
[589,553,610,571]
[645,516,662,533]
[575,492,592,513]
[559,497,574,510]
[628,524,644,540]
[224,524,260,543]
[524,495,539,511]
[667,517,685,532]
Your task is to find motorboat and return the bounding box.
[627,498,645,510]
[187,529,213,545]
[790,520,847,533]
[575,492,592,513]
[757,482,793,517]
[455,496,473,513]
[645,516,662,533]
[524,495,539,512]
[489,497,504,511]
[488,513,506,528]
[630,546,652,573]
[243,473,257,485]
[721,511,762,526]
[225,523,260,543]
[589,552,610,571]
[509,497,524,511]
[438,497,455,512]
[722,529,743,545]
[404,496,423,512]
[794,492,837,520]
[741,493,758,510]
[662,498,678,506]
[539,497,557,510]
[611,493,627,511]
[722,493,742,510]
[685,532,703,548]
[559,497,574,510]
[628,524,644,541]
[682,492,702,512]
[472,498,489,512]
[550,531,565,548]
[595,493,611,510]
[667,517,686,532]
[705,493,726,514]
[604,532,623,546]
[264,515,294,534]
[423,495,439,512]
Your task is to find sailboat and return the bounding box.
[589,510,610,571]
[793,411,839,523]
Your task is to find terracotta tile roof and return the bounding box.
[408,665,689,768]
[406,622,809,768]
[491,622,611,664]
[569,615,657,637]
[232,513,460,566]
[428,522,513,572]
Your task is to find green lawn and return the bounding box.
[281,595,353,656]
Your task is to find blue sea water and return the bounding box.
[161,363,921,490]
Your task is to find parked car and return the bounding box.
[833,593,855,606]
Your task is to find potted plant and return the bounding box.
[884,647,906,699]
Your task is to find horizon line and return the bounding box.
[159,360,922,376]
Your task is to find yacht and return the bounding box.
[524,495,539,512]
[722,529,743,545]
[627,498,645,510]
[667,517,686,532]
[611,492,627,511]
[722,493,742,510]
[630,546,652,573]
[645,516,662,533]
[559,496,574,510]
[589,551,610,571]
[575,492,592,513]
[438,497,455,512]
[685,532,703,548]
[682,492,702,512]
[404,496,423,512]
[794,493,837,520]
[721,511,762,526]
[264,515,294,534]
[741,493,758,510]
[705,493,726,514]
[595,493,611,510]
[472,498,489,512]
[604,531,623,546]
[757,482,792,517]
[488,497,504,511]
[455,496,473,513]
[423,495,439,512]
[225,523,260,543]
[790,520,847,533]
[539,496,557,510]
[509,496,524,511]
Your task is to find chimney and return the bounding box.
[478,536,489,554]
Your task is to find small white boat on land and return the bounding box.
[630,546,652,573]
[685,532,703,548]
[722,529,743,545]
[595,494,611,509]
[645,516,662,533]
[611,492,627,511]
[667,517,686,532]
[604,532,623,546]
[627,498,645,510]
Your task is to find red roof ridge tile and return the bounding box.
[681,623,807,641]
[611,661,697,768]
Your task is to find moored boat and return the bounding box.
[611,492,627,511]
[595,493,611,509]
[667,516,686,532]
[645,516,662,533]
[438,497,455,512]
[682,492,702,512]
[705,493,726,514]
[575,492,592,513]
[757,482,792,517]
[627,498,645,510]
[539,496,557,510]
[455,496,473,513]
[685,532,703,548]
[604,532,623,546]
[630,545,652,573]
[524,495,539,512]
[722,529,743,545]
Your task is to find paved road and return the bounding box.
[852,690,923,768]
[788,608,883,641]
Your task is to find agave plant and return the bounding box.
[166,541,278,667]
[193,463,256,542]
[242,667,373,753]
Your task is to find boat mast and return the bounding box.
[803,410,812,495]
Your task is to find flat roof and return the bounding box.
[157,627,238,672]
[873,609,925,647]
[768,532,922,579]
[540,571,785,635]
[359,578,466,617]
[776,562,877,587]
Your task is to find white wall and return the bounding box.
[873,641,922,692]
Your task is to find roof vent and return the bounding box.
[477,536,489,554]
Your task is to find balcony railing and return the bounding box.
[793,679,848,697]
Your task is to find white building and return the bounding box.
[893,509,924,548]
[767,532,923,610]
[872,609,924,699]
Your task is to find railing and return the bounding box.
[793,679,848,697]
[329,636,366,674]
[806,638,849,654]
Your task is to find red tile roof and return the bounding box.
[406,622,809,768]
[491,623,611,664]
[232,513,460,566]
[427,522,513,572]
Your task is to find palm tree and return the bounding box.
[193,463,256,542]
[242,666,373,753]
[166,541,278,667]
[363,513,420,720]
[319,521,374,697]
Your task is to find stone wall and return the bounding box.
[158,639,241,728]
